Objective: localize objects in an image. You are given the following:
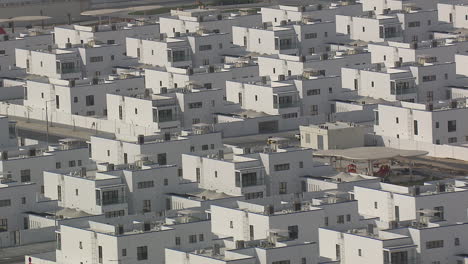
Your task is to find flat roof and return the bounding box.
[314,147,427,161]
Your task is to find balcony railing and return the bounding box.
[97,196,127,206]
[273,102,299,109]
[61,68,79,74]
[159,116,178,123]
[390,87,416,95]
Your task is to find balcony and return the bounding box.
[379,26,402,39]
[390,82,416,96]
[235,172,265,188]
[168,49,191,63]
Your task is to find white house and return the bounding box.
[374,100,468,145]
[260,2,363,26]
[24,73,145,117]
[126,30,232,68]
[159,7,261,37]
[54,22,160,51]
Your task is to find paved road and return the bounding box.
[10,116,114,141]
[0,241,55,264]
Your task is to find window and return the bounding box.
[175,237,181,245]
[104,210,125,218]
[241,172,258,187]
[311,105,319,115]
[307,89,320,96]
[272,261,290,264]
[230,221,233,228]
[22,197,26,204]
[435,122,439,128]
[448,137,457,143]
[199,44,212,51]
[362,27,365,32]
[358,249,362,256]
[324,217,329,226]
[408,21,421,27]
[20,169,31,182]
[122,248,127,256]
[107,40,115,44]
[102,190,120,205]
[98,246,103,263]
[422,75,436,82]
[304,33,317,39]
[137,181,154,189]
[137,246,148,260]
[110,55,115,61]
[164,179,168,186]
[414,120,418,135]
[85,95,95,106]
[288,225,298,239]
[346,214,351,222]
[143,200,151,212]
[75,189,79,196]
[329,87,333,93]
[374,202,378,209]
[157,153,167,165]
[90,56,104,63]
[245,192,263,200]
[157,109,173,122]
[79,241,83,249]
[455,237,460,246]
[426,240,444,249]
[188,102,203,109]
[282,113,298,119]
[202,145,209,151]
[0,199,11,207]
[396,117,399,124]
[274,163,290,171]
[0,219,7,232]
[299,161,303,168]
[337,215,345,224]
[279,182,287,194]
[199,234,204,242]
[73,97,78,103]
[448,120,457,132]
[69,160,76,167]
[189,234,197,243]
